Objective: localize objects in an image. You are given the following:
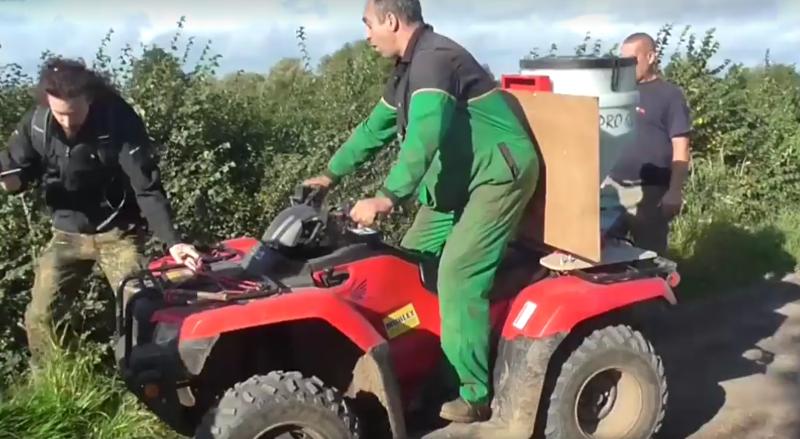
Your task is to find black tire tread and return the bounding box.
[196,370,360,439]
[544,324,667,439]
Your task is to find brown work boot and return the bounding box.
[439,397,491,423]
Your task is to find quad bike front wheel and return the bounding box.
[195,371,360,439]
[544,325,666,439]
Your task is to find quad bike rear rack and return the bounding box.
[510,238,680,287]
[572,256,680,286]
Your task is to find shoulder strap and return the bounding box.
[29,106,51,156]
[94,104,121,167]
[95,107,129,232]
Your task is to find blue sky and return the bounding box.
[1,0,798,77]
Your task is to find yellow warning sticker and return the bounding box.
[383,303,421,339]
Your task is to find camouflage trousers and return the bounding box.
[24,227,145,363]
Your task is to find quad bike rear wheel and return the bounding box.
[195,371,360,439]
[544,325,666,439]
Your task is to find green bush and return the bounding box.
[660,25,800,220]
[655,24,800,295]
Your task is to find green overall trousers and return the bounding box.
[401,168,537,403]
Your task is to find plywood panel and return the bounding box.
[504,90,601,262]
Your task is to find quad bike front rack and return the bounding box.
[114,257,286,367]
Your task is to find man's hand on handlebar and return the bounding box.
[303,175,334,189]
[349,196,394,227]
[300,176,394,227]
[169,243,203,272]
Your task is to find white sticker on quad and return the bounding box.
[512,300,538,330]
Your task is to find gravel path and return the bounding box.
[656,274,800,438]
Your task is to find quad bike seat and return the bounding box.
[414,241,549,299]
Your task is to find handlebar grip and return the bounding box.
[293,184,328,207]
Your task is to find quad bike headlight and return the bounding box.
[153,322,180,346]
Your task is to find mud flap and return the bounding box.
[422,333,565,439]
[345,343,408,439]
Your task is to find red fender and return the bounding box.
[177,291,386,352]
[503,275,677,339]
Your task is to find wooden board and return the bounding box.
[503,90,601,262]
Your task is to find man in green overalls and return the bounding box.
[304,0,539,422]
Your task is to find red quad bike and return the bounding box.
[116,185,680,439]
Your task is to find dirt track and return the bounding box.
[656,274,800,439]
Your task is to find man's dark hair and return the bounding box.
[372,0,424,24]
[623,32,657,52]
[35,57,116,104]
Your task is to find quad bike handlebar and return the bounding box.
[294,183,383,234]
[292,184,327,208]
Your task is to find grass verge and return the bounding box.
[669,207,800,299]
[0,340,182,439]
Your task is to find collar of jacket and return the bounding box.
[398,23,432,65]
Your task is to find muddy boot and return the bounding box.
[440,397,491,423]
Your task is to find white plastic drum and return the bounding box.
[520,56,639,186]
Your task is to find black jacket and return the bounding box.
[0,93,181,246]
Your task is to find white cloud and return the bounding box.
[138,18,246,44]
[556,14,620,37]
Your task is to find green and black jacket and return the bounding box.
[326,25,538,211]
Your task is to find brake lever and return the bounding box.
[325,202,357,230]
